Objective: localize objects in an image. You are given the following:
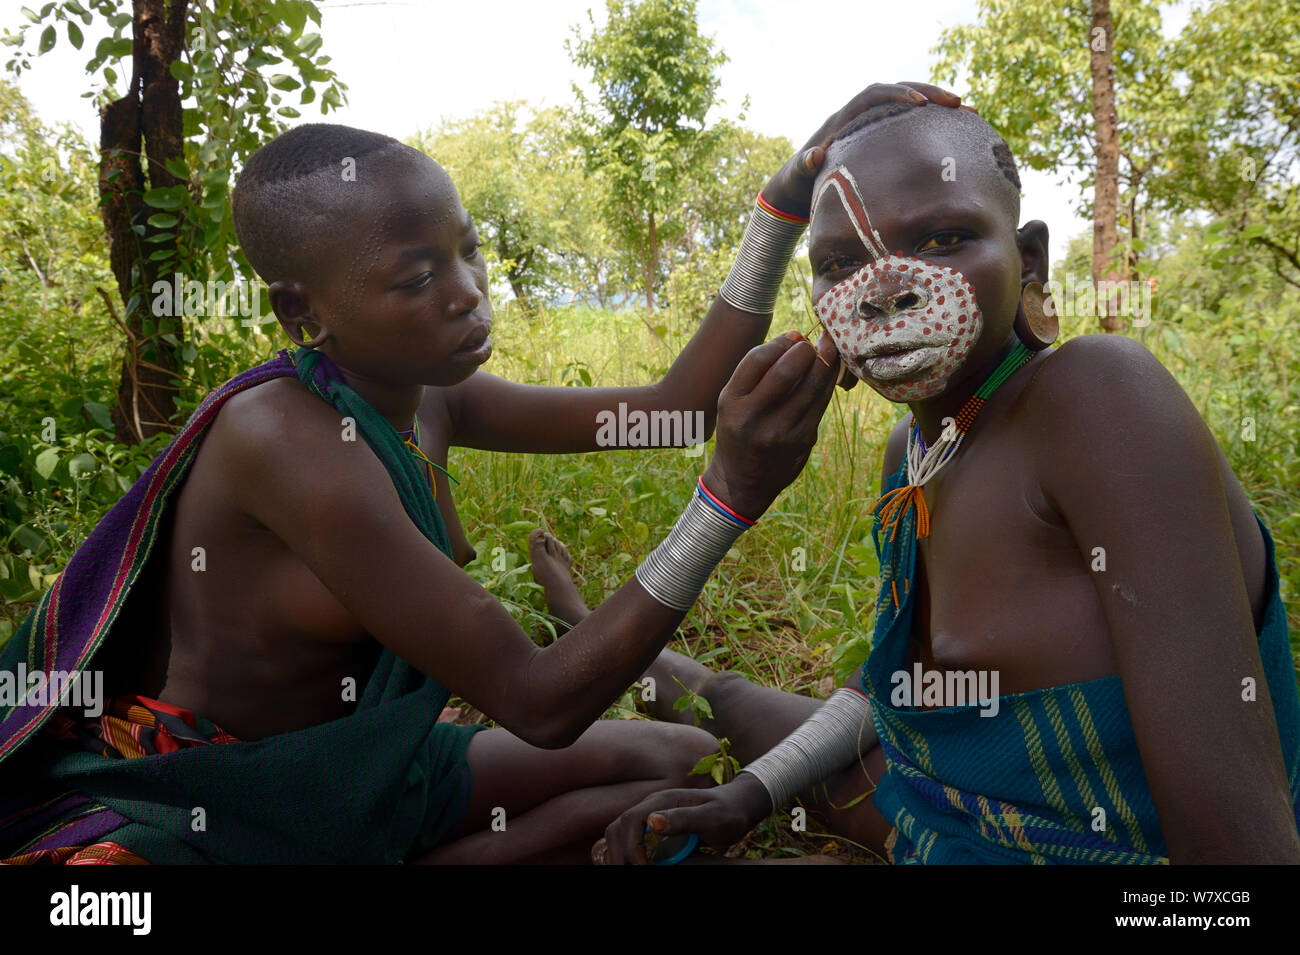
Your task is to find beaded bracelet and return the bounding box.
[740,687,876,813]
[719,192,807,316]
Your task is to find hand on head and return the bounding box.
[760,81,971,222]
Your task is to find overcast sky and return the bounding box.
[0,0,1194,268]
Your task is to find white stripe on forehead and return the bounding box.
[811,164,888,261]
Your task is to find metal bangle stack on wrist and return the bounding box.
[740,688,875,812]
[718,193,808,316]
[636,480,754,612]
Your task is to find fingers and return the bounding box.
[645,805,724,843]
[814,83,925,147]
[603,790,707,865]
[745,335,822,407]
[725,331,804,397]
[812,82,973,153]
[784,342,839,431]
[897,81,964,108]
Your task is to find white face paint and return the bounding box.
[811,166,984,403]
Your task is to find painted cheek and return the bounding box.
[815,255,984,402]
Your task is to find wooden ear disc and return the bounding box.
[1014,281,1059,350]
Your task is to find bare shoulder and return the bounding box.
[206,379,323,470]
[1018,333,1226,506]
[1020,333,1178,419]
[1018,334,1205,454]
[206,377,391,512]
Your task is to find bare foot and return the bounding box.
[528,528,590,628]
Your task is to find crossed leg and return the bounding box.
[417,720,718,864]
[415,530,719,864]
[526,528,896,860]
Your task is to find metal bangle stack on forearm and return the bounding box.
[635,493,748,611]
[718,200,807,315]
[740,688,876,813]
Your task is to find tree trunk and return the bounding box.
[1089,0,1124,333]
[102,0,188,444]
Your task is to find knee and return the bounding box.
[639,723,719,788]
[696,668,752,712]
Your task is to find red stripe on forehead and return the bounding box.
[826,169,874,245]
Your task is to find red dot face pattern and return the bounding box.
[814,254,984,402]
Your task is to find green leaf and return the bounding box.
[283,2,308,35]
[144,188,182,210]
[269,73,300,91]
[84,402,113,431]
[276,106,301,119]
[38,24,56,54]
[298,33,323,56]
[165,156,189,179]
[68,453,97,478]
[34,447,60,479]
[688,752,716,775]
[13,525,44,553]
[147,212,179,228]
[66,20,83,49]
[20,7,40,24]
[169,59,193,81]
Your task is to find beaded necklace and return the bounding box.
[395,417,460,500]
[873,341,1033,542]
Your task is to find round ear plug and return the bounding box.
[1014,281,1059,351]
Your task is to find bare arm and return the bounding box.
[440,297,774,453]
[224,335,835,750]
[1032,334,1300,864]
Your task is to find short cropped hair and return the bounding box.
[232,123,410,285]
[825,102,1022,225]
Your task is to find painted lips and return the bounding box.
[857,341,947,380]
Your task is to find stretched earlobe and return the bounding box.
[296,320,328,349]
[1014,281,1059,350]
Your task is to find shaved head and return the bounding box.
[232,123,444,287]
[821,102,1022,228]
